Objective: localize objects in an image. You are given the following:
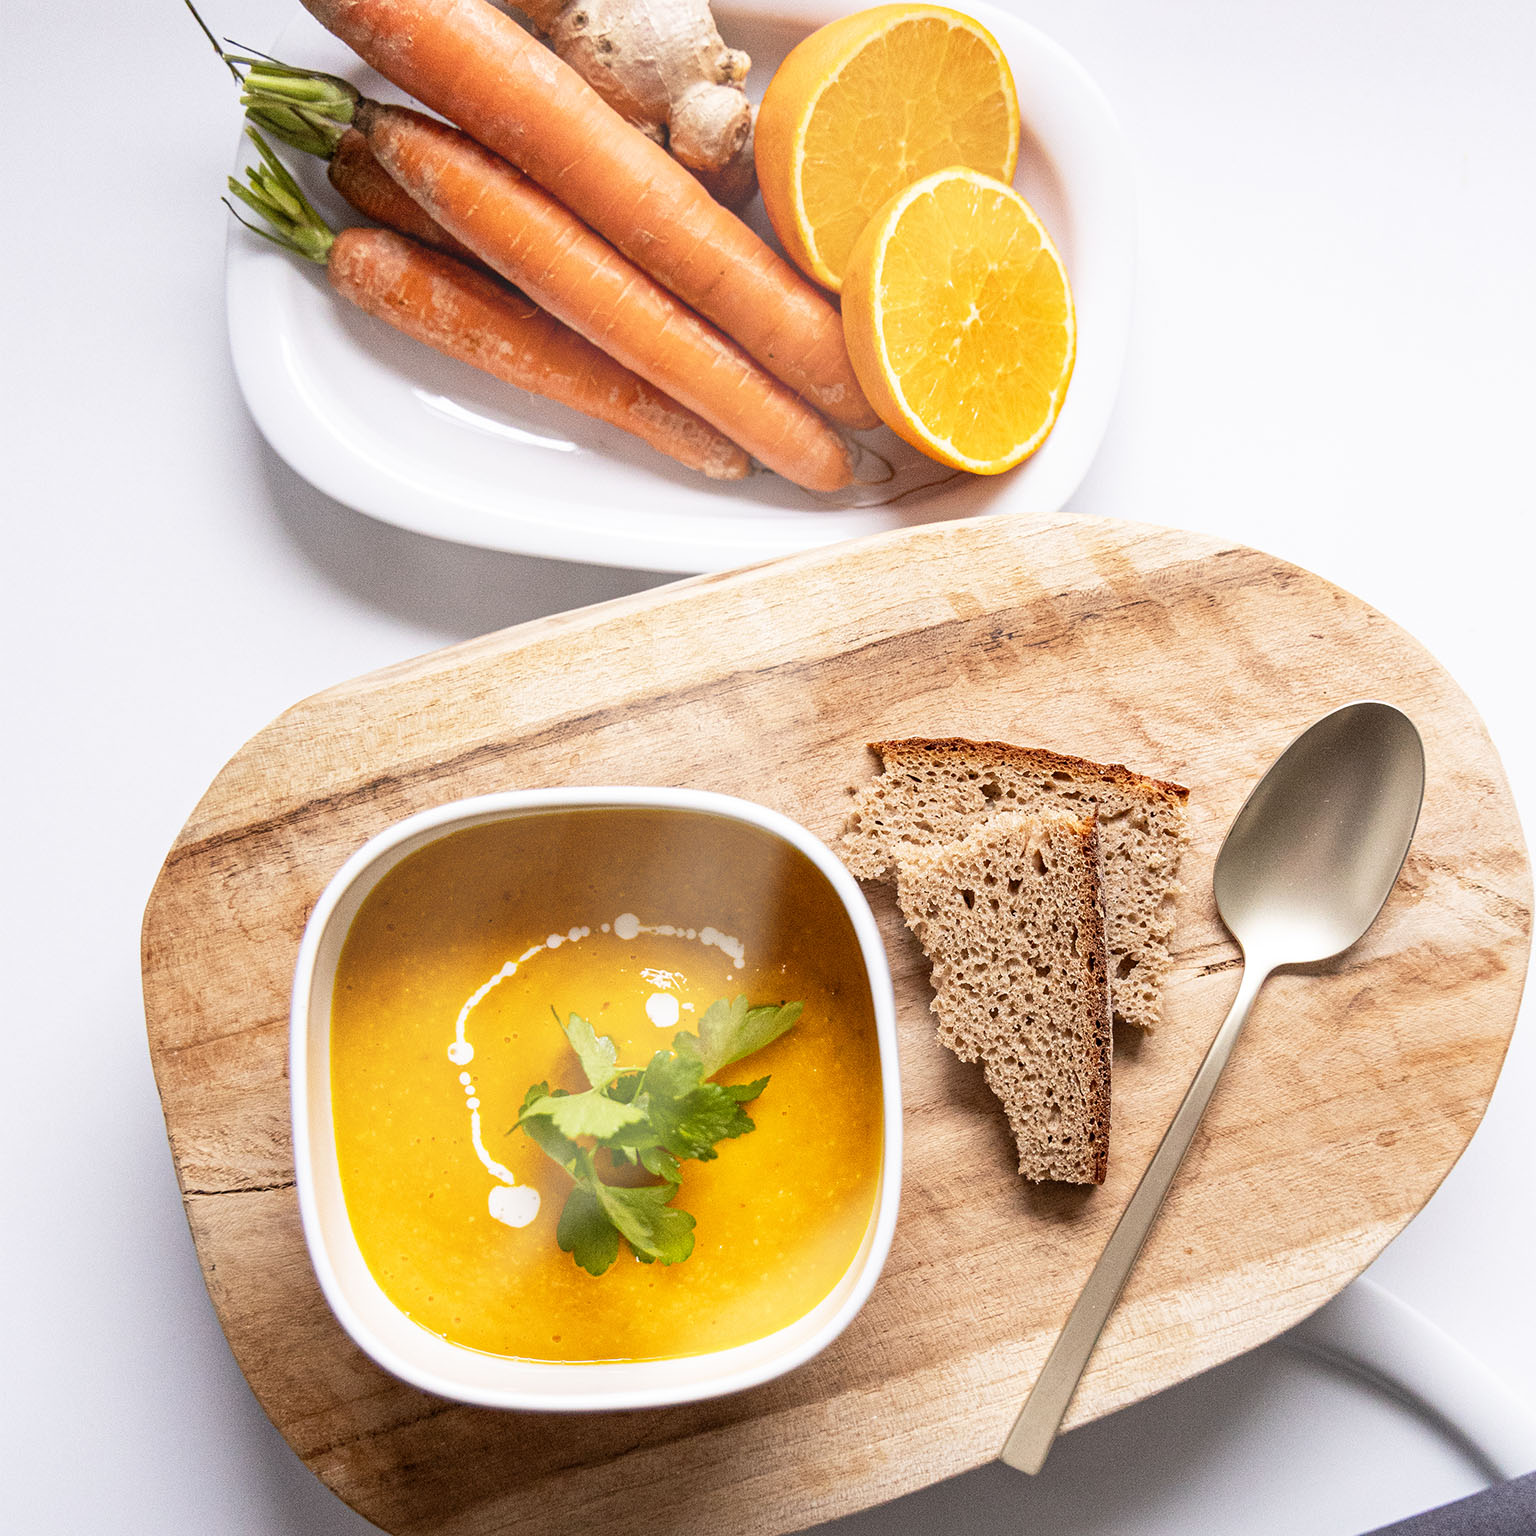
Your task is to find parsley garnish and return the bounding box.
[511,997,802,1274]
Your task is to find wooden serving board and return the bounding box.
[142,511,1531,1536]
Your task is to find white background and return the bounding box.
[3,1,1532,1532]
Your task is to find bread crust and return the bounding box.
[868,736,1190,808]
[1065,815,1112,1184]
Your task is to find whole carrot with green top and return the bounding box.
[228,130,750,481]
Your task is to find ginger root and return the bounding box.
[512,0,757,207]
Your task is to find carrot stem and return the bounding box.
[206,35,480,266]
[183,0,241,82]
[185,0,360,160]
[226,128,334,265]
[237,59,359,158]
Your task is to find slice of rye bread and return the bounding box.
[896,811,1112,1183]
[843,738,1190,1032]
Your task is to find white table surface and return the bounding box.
[3,1,1532,1531]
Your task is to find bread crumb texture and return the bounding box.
[843,737,1190,1032]
[898,811,1112,1183]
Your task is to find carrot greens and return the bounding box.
[513,998,802,1275]
[186,5,359,157]
[224,127,333,263]
[237,57,360,159]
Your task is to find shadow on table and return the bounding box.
[811,1336,1490,1536]
[259,445,670,643]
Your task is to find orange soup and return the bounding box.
[330,808,885,1363]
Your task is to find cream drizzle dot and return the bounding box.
[488,1184,540,1229]
[645,993,681,1029]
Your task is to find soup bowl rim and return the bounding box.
[290,785,903,1411]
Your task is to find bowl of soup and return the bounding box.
[290,787,901,1409]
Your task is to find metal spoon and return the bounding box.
[1000,700,1425,1475]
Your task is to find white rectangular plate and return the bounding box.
[225,0,1134,571]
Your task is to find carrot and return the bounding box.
[327,128,482,264]
[331,234,755,482]
[296,0,880,430]
[353,101,856,493]
[228,131,750,482]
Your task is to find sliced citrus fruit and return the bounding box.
[756,4,1019,292]
[841,166,1075,474]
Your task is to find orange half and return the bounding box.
[756,5,1020,292]
[841,167,1076,474]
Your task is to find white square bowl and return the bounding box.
[290,787,902,1410]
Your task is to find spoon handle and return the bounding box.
[1000,960,1272,1474]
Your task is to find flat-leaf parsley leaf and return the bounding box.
[511,996,800,1274]
[681,996,803,1076]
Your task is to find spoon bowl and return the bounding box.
[1215,701,1426,966]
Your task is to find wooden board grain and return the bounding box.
[142,510,1531,1536]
